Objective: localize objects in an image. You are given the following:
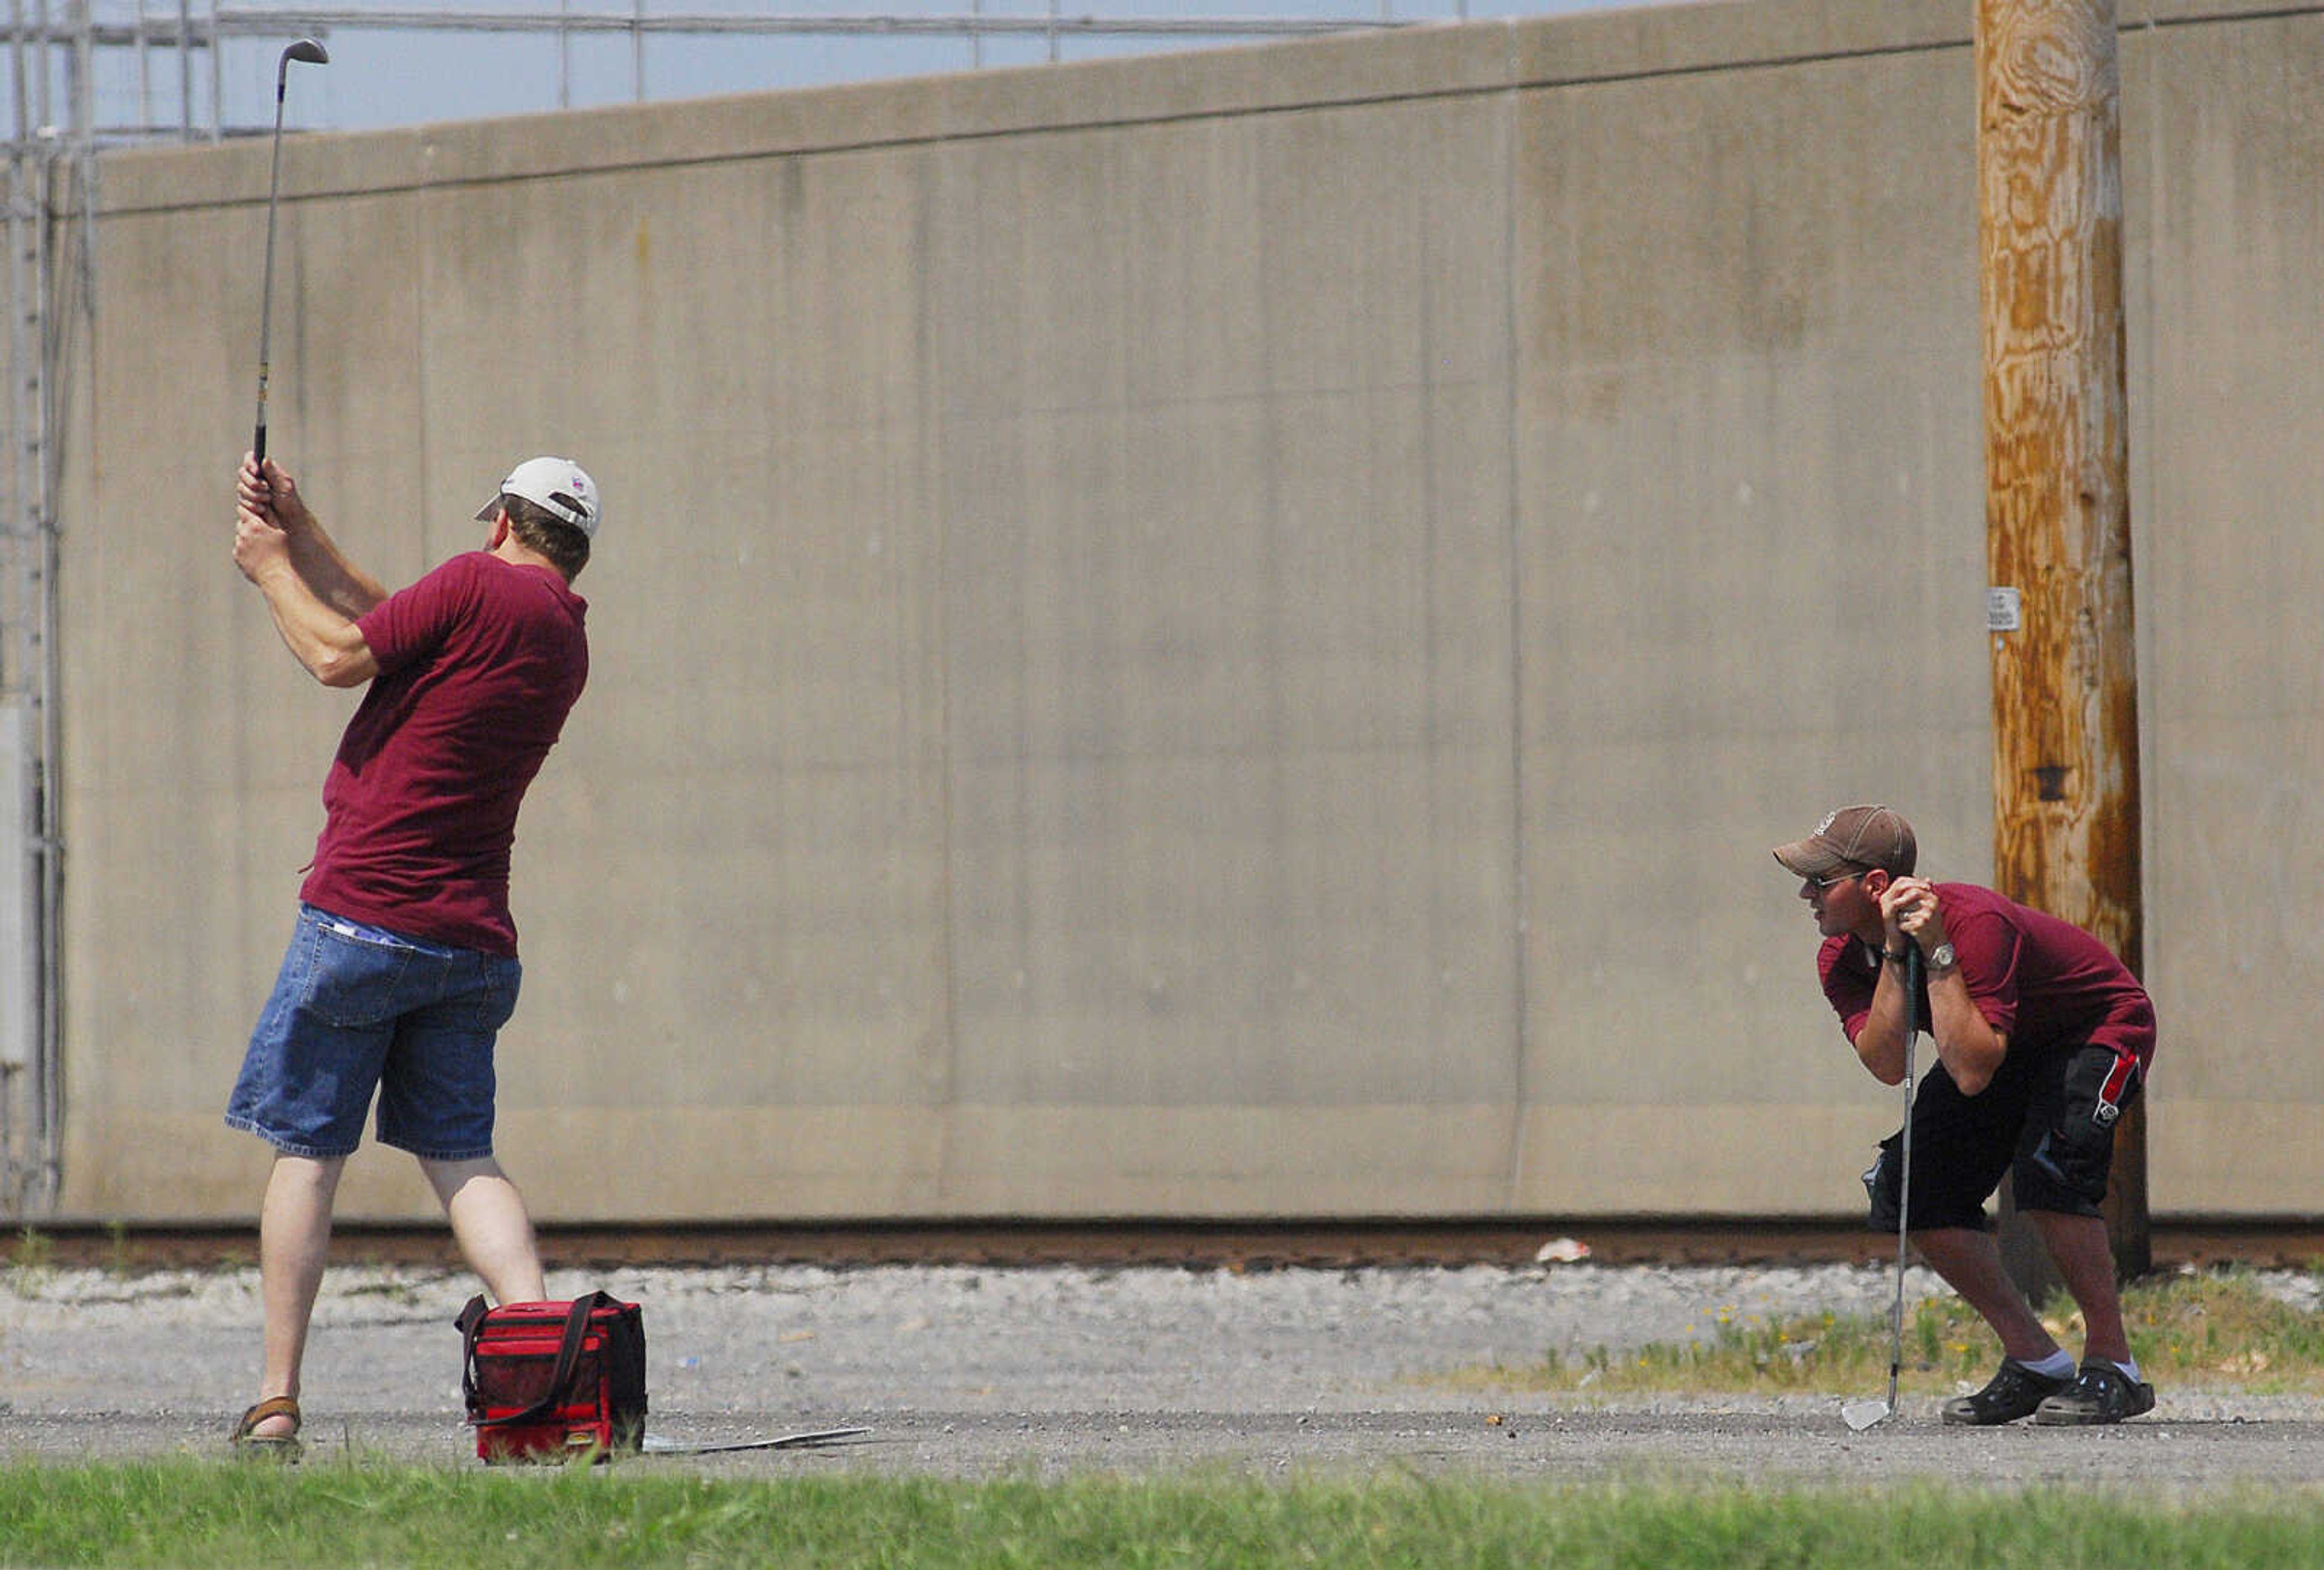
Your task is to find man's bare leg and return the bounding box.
[422,1155,547,1305]
[251,1153,346,1440]
[1909,1224,2064,1365]
[2032,1209,2132,1364]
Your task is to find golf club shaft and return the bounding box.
[1886,946,1923,1410]
[254,41,327,464]
[253,80,288,464]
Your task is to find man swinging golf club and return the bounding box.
[223,451,599,1454]
[1774,806,2159,1425]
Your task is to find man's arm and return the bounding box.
[236,455,389,620]
[1883,878,2010,1094]
[1850,950,2009,1092]
[234,496,381,688]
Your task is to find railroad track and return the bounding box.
[16,1218,2323,1272]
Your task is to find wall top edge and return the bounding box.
[94,0,1988,213]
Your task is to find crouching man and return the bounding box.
[1774,804,2157,1425]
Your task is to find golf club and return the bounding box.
[252,38,330,465]
[1843,944,1921,1432]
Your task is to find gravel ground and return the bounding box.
[5,1259,2323,1488]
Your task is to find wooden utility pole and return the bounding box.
[1976,0,2149,1288]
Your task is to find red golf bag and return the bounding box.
[456,1290,646,1462]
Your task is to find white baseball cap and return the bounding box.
[477,456,601,537]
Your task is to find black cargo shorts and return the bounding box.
[1862,1034,2145,1231]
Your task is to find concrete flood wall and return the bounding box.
[48,0,2324,1221]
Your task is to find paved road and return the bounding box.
[5,1261,2319,1487]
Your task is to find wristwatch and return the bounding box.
[1928,942,1957,974]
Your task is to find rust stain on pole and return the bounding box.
[1977,0,2148,1276]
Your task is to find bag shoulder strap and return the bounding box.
[464,1291,617,1430]
[456,1293,492,1414]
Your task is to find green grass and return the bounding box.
[7,1227,55,1291]
[2,1463,2323,1569]
[1436,1266,2324,1399]
[6,1266,2322,1566]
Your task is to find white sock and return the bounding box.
[2113,1356,2142,1383]
[2023,1350,2076,1379]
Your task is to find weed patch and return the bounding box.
[1435,1267,2324,1398]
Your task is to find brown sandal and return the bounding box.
[230,1395,302,1459]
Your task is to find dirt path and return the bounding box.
[5,1261,2319,1486]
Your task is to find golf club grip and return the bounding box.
[1903,946,1921,1089]
[253,422,266,464]
[1899,945,1919,1206]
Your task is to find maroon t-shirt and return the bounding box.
[1816,882,2156,1069]
[298,551,589,957]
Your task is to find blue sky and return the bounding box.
[53,0,1677,139]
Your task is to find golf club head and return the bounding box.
[1840,1397,1893,1432]
[275,38,329,92]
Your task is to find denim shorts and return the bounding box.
[225,905,522,1160]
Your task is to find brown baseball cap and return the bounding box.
[1772,805,1917,878]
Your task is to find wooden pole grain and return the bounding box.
[1975,0,2149,1285]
